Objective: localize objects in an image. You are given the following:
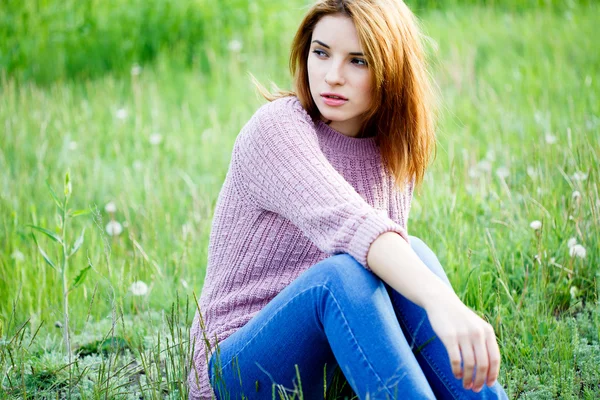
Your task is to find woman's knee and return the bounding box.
[309,253,383,297]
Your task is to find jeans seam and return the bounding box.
[323,284,404,400]
[392,296,463,400]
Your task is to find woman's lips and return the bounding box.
[321,95,348,106]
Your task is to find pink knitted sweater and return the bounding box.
[188,96,414,399]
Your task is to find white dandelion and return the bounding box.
[544,134,557,144]
[182,222,193,240]
[116,108,128,120]
[571,171,588,182]
[478,160,492,172]
[11,250,25,262]
[572,190,581,200]
[131,64,142,76]
[569,286,579,299]
[133,160,143,171]
[130,281,149,296]
[149,133,163,145]
[228,39,243,53]
[496,166,510,179]
[105,220,123,236]
[567,237,578,248]
[468,167,480,178]
[569,244,586,259]
[529,220,542,230]
[105,201,117,213]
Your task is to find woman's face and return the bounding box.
[308,14,372,138]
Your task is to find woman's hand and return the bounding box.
[423,293,501,392]
[366,232,501,392]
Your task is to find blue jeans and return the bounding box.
[208,236,509,399]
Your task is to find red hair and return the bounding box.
[256,0,437,188]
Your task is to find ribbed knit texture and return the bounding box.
[188,96,414,399]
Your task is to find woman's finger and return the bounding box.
[443,337,463,379]
[459,336,475,389]
[471,329,489,392]
[485,328,501,386]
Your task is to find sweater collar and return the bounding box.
[315,120,379,158]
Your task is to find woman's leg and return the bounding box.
[209,253,435,400]
[386,236,509,399]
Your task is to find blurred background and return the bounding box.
[1,0,599,398]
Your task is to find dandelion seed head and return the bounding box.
[11,250,25,262]
[496,166,510,179]
[182,222,193,239]
[105,220,123,236]
[465,184,477,195]
[572,190,581,200]
[104,201,117,213]
[570,286,578,298]
[478,160,492,172]
[529,220,542,230]
[228,39,243,53]
[544,134,557,144]
[133,160,143,171]
[567,237,577,248]
[468,167,480,178]
[149,133,163,145]
[569,244,586,259]
[116,108,128,120]
[130,281,149,296]
[193,212,203,223]
[131,64,142,76]
[571,171,588,182]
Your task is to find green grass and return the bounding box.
[1,1,599,398]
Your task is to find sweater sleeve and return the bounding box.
[230,97,409,269]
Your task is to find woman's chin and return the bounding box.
[318,110,346,123]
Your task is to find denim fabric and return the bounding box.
[208,236,509,399]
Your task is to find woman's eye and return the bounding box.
[312,49,327,57]
[352,58,368,66]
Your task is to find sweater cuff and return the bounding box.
[348,212,409,270]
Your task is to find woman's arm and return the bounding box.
[367,232,501,393]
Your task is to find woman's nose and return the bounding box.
[324,63,345,86]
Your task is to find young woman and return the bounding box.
[189,0,509,399]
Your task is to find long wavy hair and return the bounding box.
[255,0,437,188]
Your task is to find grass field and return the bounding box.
[1,1,599,398]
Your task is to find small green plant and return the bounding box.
[28,172,91,364]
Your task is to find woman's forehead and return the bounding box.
[311,14,363,52]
